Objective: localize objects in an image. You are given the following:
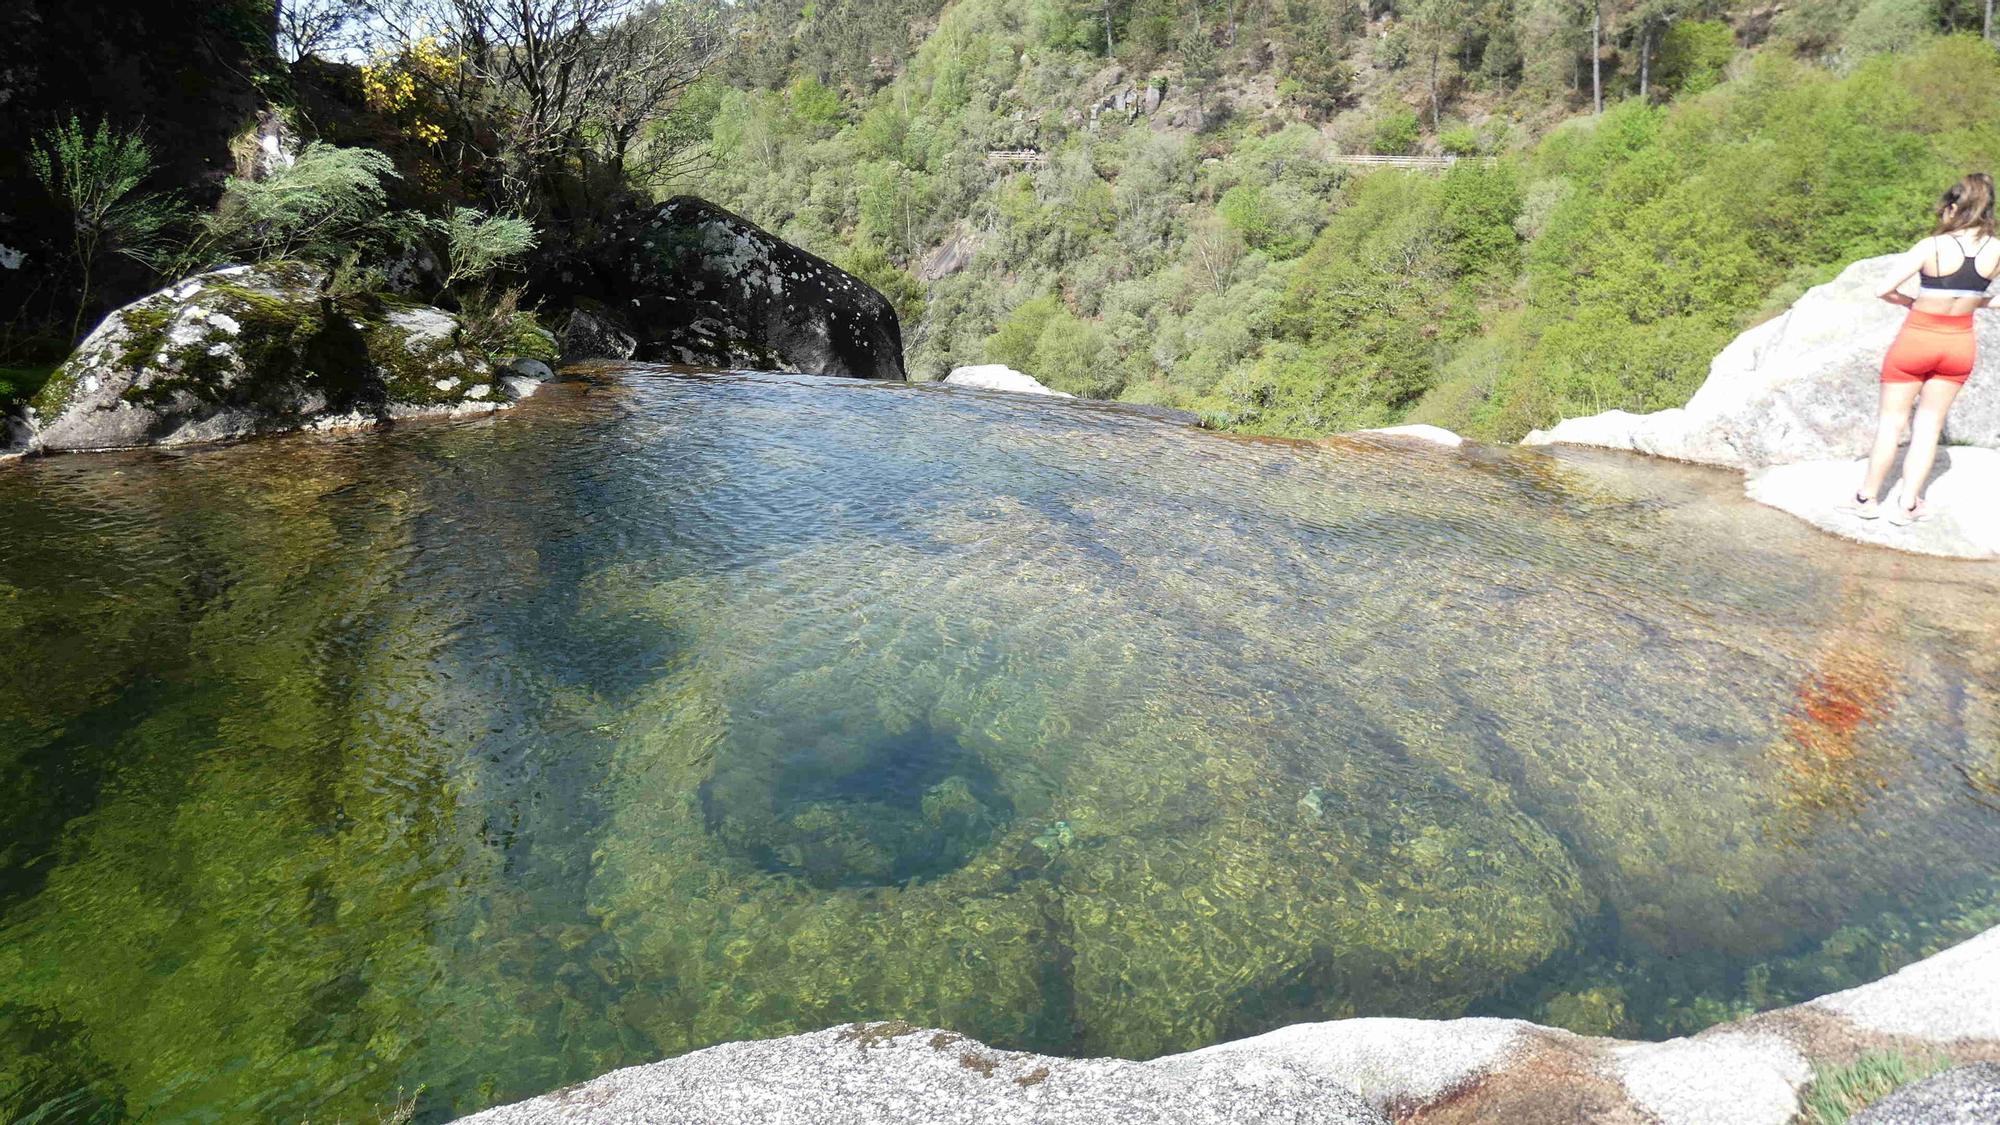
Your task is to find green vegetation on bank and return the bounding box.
[1803,1050,1953,1125]
[0,366,58,417]
[685,0,2000,439]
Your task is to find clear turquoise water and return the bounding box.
[3,367,1999,1122]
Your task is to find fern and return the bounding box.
[437,208,538,290]
[199,143,415,267]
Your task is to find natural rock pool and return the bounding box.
[4,367,1999,1122]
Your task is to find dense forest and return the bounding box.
[679,0,2000,438]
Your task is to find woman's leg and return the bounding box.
[1860,380,1923,499]
[1895,377,1965,509]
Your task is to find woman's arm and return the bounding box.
[1878,241,1929,307]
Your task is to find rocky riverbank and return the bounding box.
[1524,255,2000,559]
[460,925,2000,1124]
[2,197,908,459]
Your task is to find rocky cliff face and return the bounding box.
[12,263,552,454]
[559,197,906,380]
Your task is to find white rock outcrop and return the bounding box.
[1525,255,2000,468]
[1745,449,2000,559]
[944,364,1074,398]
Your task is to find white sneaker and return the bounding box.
[1843,491,1882,520]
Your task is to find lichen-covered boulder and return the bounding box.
[600,197,905,380]
[1524,256,2000,468]
[19,262,555,453]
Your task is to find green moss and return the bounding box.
[506,313,560,364]
[118,281,332,409]
[113,304,175,374]
[364,315,490,405]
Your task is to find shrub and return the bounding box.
[437,208,538,291]
[1656,21,1736,97]
[200,144,410,266]
[1438,123,1482,156]
[1031,311,1119,397]
[1844,0,1938,61]
[1371,108,1422,155]
[29,116,184,340]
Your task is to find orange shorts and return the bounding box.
[1882,309,1975,384]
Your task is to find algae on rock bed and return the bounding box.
[7,370,2000,1123]
[576,495,1596,1060]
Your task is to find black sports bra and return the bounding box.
[1918,233,1996,294]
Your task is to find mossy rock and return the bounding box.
[23,263,550,453]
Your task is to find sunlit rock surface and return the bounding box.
[1525,255,2000,467]
[1745,449,2000,559]
[455,1022,1388,1125]
[944,364,1072,397]
[17,262,552,453]
[465,927,2000,1125]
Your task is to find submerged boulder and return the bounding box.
[18,262,554,453]
[1525,255,2000,468]
[592,197,905,380]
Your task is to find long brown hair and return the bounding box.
[1934,173,1996,237]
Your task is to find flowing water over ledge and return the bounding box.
[3,367,1999,1122]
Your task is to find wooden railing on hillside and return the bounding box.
[1326,154,1496,169]
[987,150,1489,171]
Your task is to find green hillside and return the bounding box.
[681,1,2000,439]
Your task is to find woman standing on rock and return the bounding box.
[1855,173,1999,524]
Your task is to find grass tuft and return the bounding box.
[1801,1050,1952,1125]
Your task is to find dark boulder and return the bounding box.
[580,197,905,380]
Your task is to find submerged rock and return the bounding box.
[17,263,551,454]
[1357,423,1464,447]
[1525,255,2000,468]
[944,364,1073,397]
[588,197,905,380]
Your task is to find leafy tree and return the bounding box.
[1655,19,1735,95]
